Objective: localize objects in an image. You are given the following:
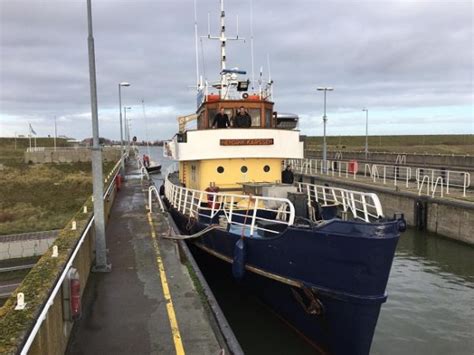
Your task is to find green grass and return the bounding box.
[304,134,474,154]
[0,138,116,235]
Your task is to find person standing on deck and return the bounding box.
[212,107,231,128]
[234,106,251,128]
[282,165,294,184]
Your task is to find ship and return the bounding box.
[162,1,406,353]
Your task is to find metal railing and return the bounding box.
[415,168,470,197]
[363,163,412,188]
[136,156,150,181]
[395,154,407,165]
[296,182,384,222]
[418,175,445,198]
[148,185,165,213]
[18,162,121,354]
[287,158,358,179]
[289,158,471,198]
[164,178,295,237]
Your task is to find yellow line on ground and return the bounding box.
[146,212,185,355]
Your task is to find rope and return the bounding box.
[161,224,224,240]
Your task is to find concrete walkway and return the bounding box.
[66,168,221,354]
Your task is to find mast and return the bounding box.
[207,0,243,99]
[193,0,200,90]
[250,0,255,91]
[219,0,226,96]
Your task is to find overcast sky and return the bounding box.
[0,0,472,141]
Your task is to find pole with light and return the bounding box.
[124,106,132,150]
[317,87,334,173]
[118,82,130,175]
[86,0,110,272]
[362,108,369,159]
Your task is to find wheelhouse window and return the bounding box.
[198,112,205,129]
[265,109,272,128]
[207,109,217,128]
[248,108,261,127]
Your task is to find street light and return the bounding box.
[124,106,132,149]
[118,82,130,175]
[86,0,110,271]
[362,108,369,159]
[317,87,334,173]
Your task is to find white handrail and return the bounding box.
[164,177,295,237]
[20,161,121,354]
[297,182,384,222]
[432,177,444,198]
[418,175,430,196]
[148,185,165,213]
[290,158,470,198]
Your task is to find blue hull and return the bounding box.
[168,205,401,354]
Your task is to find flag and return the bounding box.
[29,123,37,135]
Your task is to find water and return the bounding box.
[147,147,474,354]
[372,230,474,355]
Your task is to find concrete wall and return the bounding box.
[0,230,59,260]
[299,174,474,245]
[26,178,118,355]
[305,150,473,169]
[24,147,121,163]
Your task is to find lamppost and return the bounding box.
[362,108,368,159]
[317,87,334,173]
[124,106,132,150]
[118,82,130,175]
[86,0,110,271]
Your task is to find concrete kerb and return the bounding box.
[154,187,244,355]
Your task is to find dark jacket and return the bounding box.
[213,113,230,128]
[234,112,251,128]
[282,168,294,184]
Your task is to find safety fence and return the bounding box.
[296,182,384,222]
[288,159,471,199]
[164,178,295,237]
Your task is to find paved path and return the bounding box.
[66,168,221,354]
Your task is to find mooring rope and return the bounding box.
[161,224,225,240]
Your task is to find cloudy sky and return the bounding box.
[0,0,472,141]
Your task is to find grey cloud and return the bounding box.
[1,0,472,140]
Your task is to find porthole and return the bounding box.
[217,166,224,174]
[241,166,248,173]
[263,165,270,172]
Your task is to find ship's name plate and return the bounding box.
[220,138,274,146]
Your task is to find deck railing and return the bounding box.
[164,178,295,237]
[296,182,384,222]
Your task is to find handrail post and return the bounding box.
[148,187,153,213]
[229,196,234,224]
[446,171,450,194]
[250,197,259,236]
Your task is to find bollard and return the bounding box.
[15,293,26,310]
[83,206,88,213]
[71,221,77,230]
[52,245,59,258]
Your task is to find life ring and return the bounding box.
[205,185,220,209]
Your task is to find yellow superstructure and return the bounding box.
[179,158,283,192]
